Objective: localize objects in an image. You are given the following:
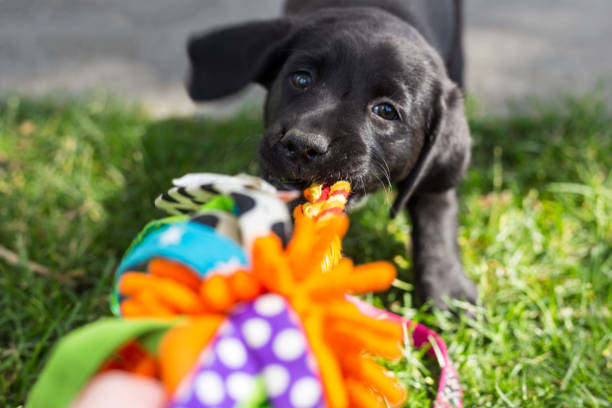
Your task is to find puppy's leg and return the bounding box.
[408,188,477,309]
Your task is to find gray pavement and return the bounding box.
[1,0,611,116]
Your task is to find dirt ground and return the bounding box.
[1,0,610,116]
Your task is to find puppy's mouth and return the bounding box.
[276,176,311,192]
[258,152,367,208]
[263,173,360,207]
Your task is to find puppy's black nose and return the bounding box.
[280,129,329,163]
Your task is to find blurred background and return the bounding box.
[2,1,611,406]
[1,0,611,115]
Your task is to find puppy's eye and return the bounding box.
[372,103,399,121]
[290,72,312,90]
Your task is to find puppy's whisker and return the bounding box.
[376,169,392,200]
[373,172,385,192]
[375,160,391,188]
[372,151,393,196]
[374,162,393,201]
[359,174,367,196]
[375,152,392,186]
[374,170,390,196]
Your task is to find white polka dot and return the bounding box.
[290,377,322,408]
[254,294,286,316]
[242,318,272,348]
[262,364,290,398]
[216,338,247,368]
[226,372,256,402]
[273,328,305,361]
[194,371,225,405]
[159,226,185,245]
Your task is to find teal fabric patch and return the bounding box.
[123,215,189,259]
[122,195,235,261]
[117,221,247,277]
[112,221,247,315]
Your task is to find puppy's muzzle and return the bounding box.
[280,129,329,165]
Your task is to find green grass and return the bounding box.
[1,94,610,407]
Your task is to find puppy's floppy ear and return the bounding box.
[390,80,470,217]
[187,18,296,101]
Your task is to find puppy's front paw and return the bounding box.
[416,265,478,311]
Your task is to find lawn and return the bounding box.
[0,94,610,407]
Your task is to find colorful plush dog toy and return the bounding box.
[27,174,462,408]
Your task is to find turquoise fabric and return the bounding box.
[117,221,247,277]
[111,221,247,315]
[122,215,189,259]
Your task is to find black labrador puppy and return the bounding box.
[186,0,477,309]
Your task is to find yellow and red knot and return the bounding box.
[302,181,351,221]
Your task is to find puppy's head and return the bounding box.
[187,7,470,216]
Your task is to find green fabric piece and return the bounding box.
[138,326,173,355]
[26,318,176,408]
[238,377,271,408]
[124,215,189,258]
[199,194,236,214]
[110,290,121,316]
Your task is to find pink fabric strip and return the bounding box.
[347,297,462,408]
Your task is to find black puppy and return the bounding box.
[186,0,477,309]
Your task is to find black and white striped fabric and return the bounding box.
[155,173,295,249]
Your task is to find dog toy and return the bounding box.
[153,177,462,408]
[297,181,350,273]
[27,174,462,408]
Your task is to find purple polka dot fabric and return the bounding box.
[168,294,326,408]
